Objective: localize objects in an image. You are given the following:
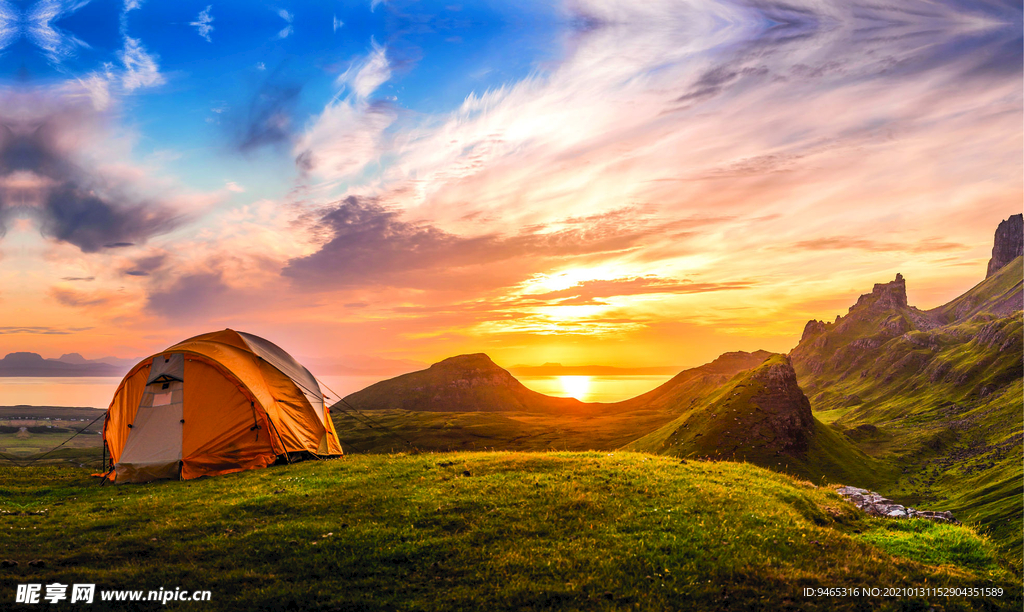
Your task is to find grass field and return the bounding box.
[328,407,693,455]
[2,452,1020,611]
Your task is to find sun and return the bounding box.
[558,376,591,401]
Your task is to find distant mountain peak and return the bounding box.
[2,352,45,363]
[986,213,1023,278]
[58,353,88,364]
[344,351,588,414]
[431,353,500,370]
[0,351,124,376]
[850,273,907,313]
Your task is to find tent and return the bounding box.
[102,329,342,483]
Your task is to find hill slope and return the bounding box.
[627,355,889,488]
[790,246,1022,558]
[2,454,1018,612]
[613,350,773,411]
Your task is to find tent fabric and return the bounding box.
[237,331,325,422]
[115,378,183,482]
[147,353,184,384]
[103,329,342,483]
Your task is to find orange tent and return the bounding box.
[102,329,342,483]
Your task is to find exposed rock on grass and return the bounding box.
[837,486,957,523]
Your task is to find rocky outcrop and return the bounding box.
[801,320,827,341]
[986,213,1023,278]
[850,273,907,312]
[748,357,814,453]
[836,486,958,523]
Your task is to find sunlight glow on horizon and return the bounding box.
[558,376,592,401]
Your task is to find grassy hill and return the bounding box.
[626,355,892,489]
[790,258,1023,562]
[2,453,1019,611]
[343,353,589,414]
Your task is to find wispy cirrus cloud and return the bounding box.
[119,36,165,91]
[0,1,19,54]
[26,0,92,63]
[274,8,294,40]
[787,236,969,254]
[294,40,395,178]
[259,0,1020,366]
[521,276,756,306]
[0,326,93,335]
[191,5,214,43]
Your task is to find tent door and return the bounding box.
[115,355,185,483]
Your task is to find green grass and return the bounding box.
[1,452,1019,611]
[857,520,1004,572]
[329,407,690,455]
[0,431,102,455]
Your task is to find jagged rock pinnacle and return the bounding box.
[851,273,907,312]
[986,213,1023,278]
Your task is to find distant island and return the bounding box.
[0,352,134,377]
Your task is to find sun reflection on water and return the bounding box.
[557,376,592,401]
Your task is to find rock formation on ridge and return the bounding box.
[986,213,1023,278]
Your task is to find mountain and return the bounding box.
[0,352,126,377]
[792,256,1022,407]
[789,215,1023,556]
[626,355,888,486]
[342,353,589,414]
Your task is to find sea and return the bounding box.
[0,374,676,409]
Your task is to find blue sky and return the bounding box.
[3,0,567,195]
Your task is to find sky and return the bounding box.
[0,0,1020,372]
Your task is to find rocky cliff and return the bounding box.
[746,356,815,454]
[986,213,1023,278]
[851,273,908,311]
